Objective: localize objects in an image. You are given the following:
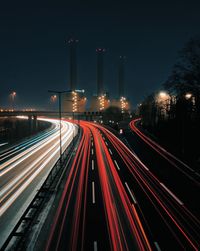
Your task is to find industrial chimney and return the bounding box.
[96,48,105,96]
[118,56,126,98]
[68,38,78,91]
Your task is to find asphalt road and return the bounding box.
[0,118,77,248]
[45,121,153,251]
[44,120,200,251]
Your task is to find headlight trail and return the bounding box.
[0,118,77,248]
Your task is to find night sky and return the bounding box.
[0,0,200,109]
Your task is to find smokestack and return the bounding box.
[68,38,78,91]
[118,56,126,98]
[96,48,105,96]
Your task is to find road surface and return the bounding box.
[45,120,200,251]
[45,120,152,251]
[0,118,77,248]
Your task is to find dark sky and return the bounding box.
[0,0,200,109]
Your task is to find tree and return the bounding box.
[103,106,123,123]
[139,93,158,127]
[164,36,200,119]
[164,36,200,95]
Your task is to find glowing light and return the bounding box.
[159,91,168,99]
[120,96,128,113]
[185,93,192,99]
[99,94,106,111]
[50,95,57,103]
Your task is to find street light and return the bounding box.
[48,90,72,163]
[158,91,168,99]
[185,93,192,100]
[10,91,16,110]
[50,94,57,103]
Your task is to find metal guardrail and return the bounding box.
[1,130,82,251]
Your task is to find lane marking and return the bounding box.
[91,148,94,155]
[91,141,93,147]
[105,142,108,146]
[92,182,95,204]
[154,241,162,251]
[94,241,98,251]
[92,160,94,170]
[125,182,137,204]
[114,160,120,170]
[109,149,113,155]
[160,183,184,205]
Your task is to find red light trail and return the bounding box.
[45,119,200,251]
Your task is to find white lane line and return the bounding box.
[154,241,162,251]
[105,142,108,146]
[103,137,105,140]
[94,241,98,251]
[92,182,95,204]
[91,141,93,147]
[91,148,94,155]
[109,149,113,155]
[92,160,94,170]
[125,182,137,204]
[114,160,120,170]
[160,183,184,205]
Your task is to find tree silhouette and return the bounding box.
[164,36,200,95]
[164,36,200,118]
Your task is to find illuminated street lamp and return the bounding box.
[158,91,168,99]
[48,90,72,163]
[50,94,57,103]
[10,91,16,110]
[185,93,192,100]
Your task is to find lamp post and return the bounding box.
[55,89,84,150]
[181,92,193,154]
[48,90,72,163]
[10,91,16,110]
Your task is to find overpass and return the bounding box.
[0,110,103,121]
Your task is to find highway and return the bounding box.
[44,120,200,251]
[45,120,152,251]
[0,118,77,248]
